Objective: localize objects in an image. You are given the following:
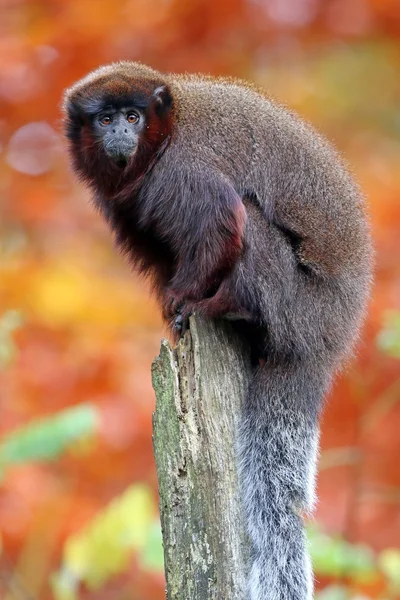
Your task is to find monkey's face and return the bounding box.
[91,107,145,168]
[63,64,174,185]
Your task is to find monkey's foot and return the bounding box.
[173,310,191,337]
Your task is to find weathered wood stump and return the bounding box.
[152,315,252,600]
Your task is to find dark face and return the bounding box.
[92,106,146,168]
[64,70,173,188]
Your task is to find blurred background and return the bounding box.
[1,0,400,598]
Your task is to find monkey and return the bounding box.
[62,61,372,600]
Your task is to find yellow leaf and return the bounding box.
[56,484,156,593]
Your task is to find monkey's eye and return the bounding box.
[127,113,139,124]
[100,116,112,125]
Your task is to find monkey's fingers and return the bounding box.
[162,288,185,320]
[174,313,184,331]
[173,309,192,338]
[179,311,191,336]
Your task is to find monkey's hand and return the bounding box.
[161,288,194,338]
[173,310,192,337]
[162,281,253,341]
[165,280,252,323]
[162,288,187,320]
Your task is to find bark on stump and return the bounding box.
[152,315,252,600]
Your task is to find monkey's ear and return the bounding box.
[152,85,173,113]
[63,96,84,123]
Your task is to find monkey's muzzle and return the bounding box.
[104,126,137,167]
[105,142,137,168]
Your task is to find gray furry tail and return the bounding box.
[238,359,330,600]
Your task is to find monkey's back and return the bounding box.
[169,74,371,272]
[165,73,372,357]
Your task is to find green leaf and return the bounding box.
[0,404,99,472]
[307,525,377,582]
[379,548,400,591]
[377,310,400,358]
[50,570,79,600]
[139,522,164,572]
[316,584,350,600]
[0,310,23,368]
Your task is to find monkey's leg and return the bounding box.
[161,173,246,314]
[171,279,253,322]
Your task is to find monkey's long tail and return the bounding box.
[238,358,330,600]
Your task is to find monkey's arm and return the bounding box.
[160,172,246,319]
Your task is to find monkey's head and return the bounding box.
[62,62,174,187]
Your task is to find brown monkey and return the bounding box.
[63,62,372,600]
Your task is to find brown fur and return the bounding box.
[63,62,372,600]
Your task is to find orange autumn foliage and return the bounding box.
[1,1,400,598]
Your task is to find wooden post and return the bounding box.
[152,315,252,600]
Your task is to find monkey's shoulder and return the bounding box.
[170,75,339,166]
[170,74,279,124]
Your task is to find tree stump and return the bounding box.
[152,315,252,600]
